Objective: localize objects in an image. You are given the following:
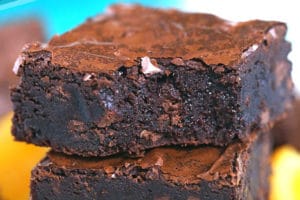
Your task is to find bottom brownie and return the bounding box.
[31,133,270,200]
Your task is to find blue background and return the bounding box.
[0,0,181,39]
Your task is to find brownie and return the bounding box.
[0,19,44,116]
[31,132,270,200]
[272,98,300,150]
[11,5,293,157]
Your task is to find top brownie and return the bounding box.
[11,5,293,157]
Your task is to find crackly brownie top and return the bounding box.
[45,140,251,187]
[21,4,286,72]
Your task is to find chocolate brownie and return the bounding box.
[31,133,270,200]
[11,5,293,156]
[0,19,44,116]
[272,98,300,150]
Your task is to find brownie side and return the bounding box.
[246,133,271,199]
[239,25,293,138]
[30,133,270,200]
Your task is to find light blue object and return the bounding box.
[0,0,181,39]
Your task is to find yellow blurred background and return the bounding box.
[271,146,300,200]
[0,113,48,200]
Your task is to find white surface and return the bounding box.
[182,0,299,95]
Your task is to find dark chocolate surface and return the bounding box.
[12,5,293,156]
[31,133,270,200]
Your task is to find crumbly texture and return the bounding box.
[30,133,270,200]
[272,99,300,150]
[11,5,293,157]
[0,19,44,116]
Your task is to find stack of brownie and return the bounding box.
[11,5,293,200]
